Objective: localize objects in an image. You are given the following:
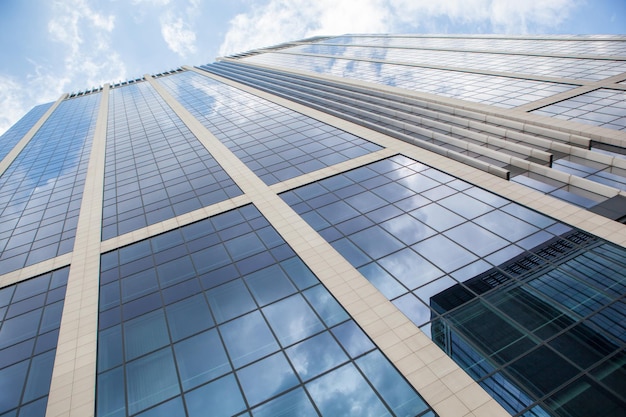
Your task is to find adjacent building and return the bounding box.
[1,34,625,417]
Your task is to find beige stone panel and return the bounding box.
[0,253,72,289]
[46,85,110,417]
[100,194,251,253]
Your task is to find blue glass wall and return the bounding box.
[0,103,52,162]
[0,94,100,274]
[316,36,626,56]
[96,205,434,417]
[102,82,242,240]
[286,44,626,81]
[240,53,574,108]
[0,267,69,416]
[280,154,626,416]
[158,71,381,185]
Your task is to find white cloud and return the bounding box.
[219,0,579,56]
[161,12,197,57]
[0,76,29,136]
[219,0,390,56]
[0,62,70,136]
[0,0,125,135]
[47,0,122,79]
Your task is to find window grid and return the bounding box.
[280,154,626,416]
[532,88,626,131]
[0,267,69,417]
[241,53,575,108]
[286,44,626,81]
[158,71,382,185]
[0,94,100,275]
[96,205,434,417]
[102,82,242,240]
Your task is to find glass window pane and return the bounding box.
[331,321,374,358]
[185,374,245,417]
[245,265,297,306]
[220,311,279,368]
[96,367,126,417]
[412,235,478,273]
[331,238,371,268]
[121,269,158,303]
[0,309,42,349]
[303,285,349,327]
[191,244,231,274]
[252,387,317,417]
[135,397,184,417]
[17,397,47,417]
[356,351,429,416]
[474,211,539,242]
[0,360,29,414]
[126,348,180,415]
[380,213,436,245]
[286,331,348,381]
[224,233,266,261]
[379,248,442,290]
[174,328,230,390]
[123,310,169,361]
[156,256,196,288]
[23,350,56,403]
[98,325,123,372]
[444,223,509,257]
[410,204,464,232]
[306,363,390,417]
[165,294,213,341]
[349,226,404,259]
[358,263,407,299]
[439,193,493,219]
[263,294,325,346]
[237,352,299,406]
[207,279,256,323]
[393,294,432,327]
[280,257,317,290]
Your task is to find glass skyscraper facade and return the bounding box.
[0,34,625,417]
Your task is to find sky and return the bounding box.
[0,0,625,135]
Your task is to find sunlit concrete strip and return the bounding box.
[190,66,626,248]
[46,85,110,417]
[270,148,397,194]
[0,253,72,289]
[0,93,67,177]
[149,71,511,417]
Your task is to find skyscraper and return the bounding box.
[1,34,625,417]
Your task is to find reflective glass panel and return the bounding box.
[96,205,433,416]
[0,268,68,416]
[103,82,241,240]
[0,95,99,274]
[281,154,626,416]
[157,71,381,185]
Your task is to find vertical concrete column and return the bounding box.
[46,85,110,417]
